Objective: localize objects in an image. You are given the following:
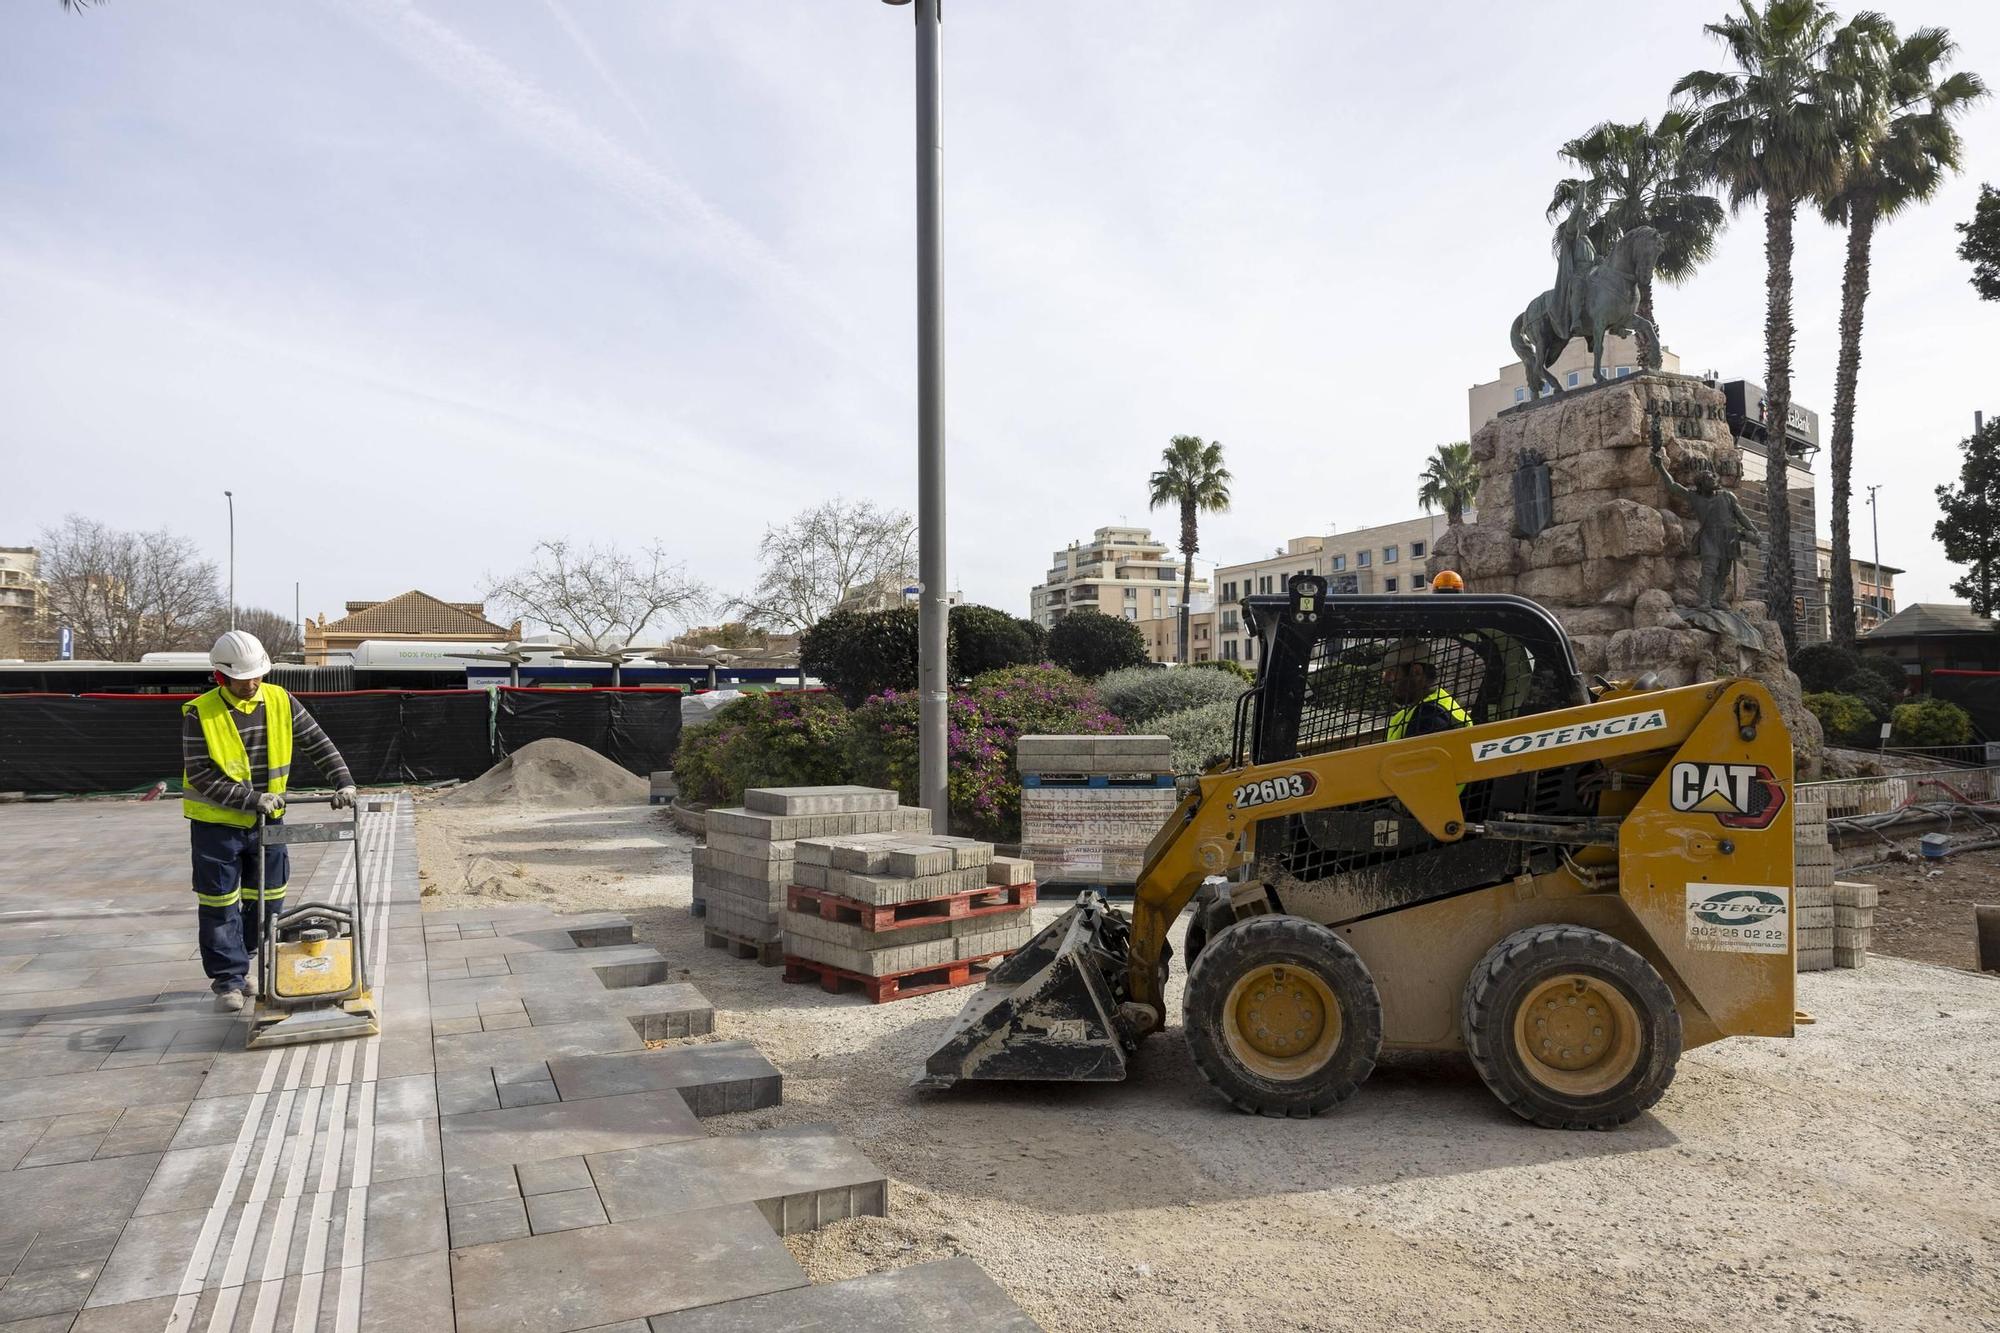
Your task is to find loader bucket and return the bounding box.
[914,891,1136,1089]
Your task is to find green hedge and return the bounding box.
[1096,665,1246,725]
[674,692,852,806]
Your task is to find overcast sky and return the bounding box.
[3,1,1996,633]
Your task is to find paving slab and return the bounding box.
[644,1258,1043,1331]
[586,1126,888,1235]
[449,1203,807,1333]
[359,1248,453,1333]
[0,1063,209,1121]
[431,1017,644,1071]
[544,1041,779,1115]
[440,1088,706,1172]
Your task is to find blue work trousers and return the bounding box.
[189,818,289,991]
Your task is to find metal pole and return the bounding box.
[911,0,949,833]
[294,580,301,655]
[1867,484,1882,626]
[224,490,236,631]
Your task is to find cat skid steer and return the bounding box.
[919,577,1796,1128]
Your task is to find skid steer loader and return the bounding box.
[920,576,1796,1128]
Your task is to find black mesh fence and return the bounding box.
[495,688,682,776]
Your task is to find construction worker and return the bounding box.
[183,631,357,1012]
[1381,639,1472,740]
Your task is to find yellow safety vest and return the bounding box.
[1388,687,1470,742]
[183,683,294,827]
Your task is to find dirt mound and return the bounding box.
[442,738,647,808]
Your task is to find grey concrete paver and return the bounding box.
[447,1198,530,1248]
[524,1187,608,1235]
[644,1259,1044,1331]
[358,1249,453,1333]
[586,1126,888,1235]
[431,1018,643,1071]
[439,1088,705,1172]
[365,1174,449,1263]
[449,1203,807,1333]
[514,1154,591,1197]
[545,1042,780,1115]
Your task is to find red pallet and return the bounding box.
[781,950,1009,1003]
[785,881,1036,932]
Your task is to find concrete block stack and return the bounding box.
[784,833,1037,1001]
[1794,785,1835,972]
[1017,734,1177,889]
[1833,880,1877,968]
[649,770,678,807]
[694,786,927,961]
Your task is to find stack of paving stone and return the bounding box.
[1016,733,1176,890]
[649,769,677,806]
[1832,880,1877,968]
[784,833,1037,1001]
[694,786,929,961]
[1794,784,1836,972]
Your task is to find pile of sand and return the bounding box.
[442,738,647,808]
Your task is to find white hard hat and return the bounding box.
[210,630,272,680]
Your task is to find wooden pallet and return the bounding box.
[703,925,782,966]
[781,950,1008,1003]
[785,881,1036,932]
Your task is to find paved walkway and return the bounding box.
[0,799,1036,1332]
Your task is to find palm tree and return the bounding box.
[1546,111,1727,365]
[1147,435,1232,664]
[1417,442,1480,526]
[1820,24,1986,645]
[1675,0,1888,654]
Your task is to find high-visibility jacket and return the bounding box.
[1387,686,1470,741]
[182,683,293,827]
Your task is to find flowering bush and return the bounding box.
[847,663,1121,840]
[1097,665,1246,725]
[673,691,852,806]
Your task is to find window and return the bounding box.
[1540,385,1554,398]
[1384,545,1399,564]
[1224,640,1238,661]
[1411,540,1425,558]
[1222,581,1236,602]
[1124,608,1139,620]
[1566,371,1581,387]
[1617,365,1632,378]
[1514,387,1528,402]
[1384,577,1399,593]
[1124,587,1137,600]
[1330,555,1345,572]
[1259,576,1272,594]
[1357,550,1372,568]
[1414,574,1429,589]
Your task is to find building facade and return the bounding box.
[304,591,518,665]
[1136,596,1216,664]
[0,547,51,660]
[1467,335,1682,436]
[1029,526,1207,637]
[1807,540,1900,643]
[1211,517,1455,665]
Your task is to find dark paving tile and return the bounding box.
[431,1019,643,1072]
[643,1258,1042,1331]
[524,1187,607,1235]
[450,1203,806,1333]
[0,1065,207,1121]
[369,1117,443,1184]
[587,1126,888,1236]
[497,1080,559,1109]
[68,1293,180,1332]
[374,1072,438,1124]
[546,1042,780,1116]
[365,1174,449,1263]
[440,1089,704,1173]
[358,1248,452,1333]
[0,1119,51,1172]
[0,1261,102,1322]
[514,1155,591,1197]
[132,1143,232,1217]
[447,1197,529,1248]
[434,1067,500,1116]
[4,1155,164,1249]
[87,1208,205,1309]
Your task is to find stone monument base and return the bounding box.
[1429,373,1823,774]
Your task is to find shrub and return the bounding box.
[949,604,1044,679]
[673,691,852,806]
[1891,696,1974,748]
[846,663,1120,841]
[1853,653,1907,697]
[1047,610,1151,678]
[1792,643,1865,694]
[1152,700,1238,775]
[1803,692,1875,747]
[800,607,919,706]
[1097,664,1246,725]
[1187,658,1255,684]
[1840,671,1896,722]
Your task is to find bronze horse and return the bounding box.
[1509,225,1665,398]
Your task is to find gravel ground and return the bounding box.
[418,798,2000,1333]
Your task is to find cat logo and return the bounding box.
[1668,761,1786,830]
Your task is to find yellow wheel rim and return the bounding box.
[1511,972,1642,1097]
[1221,963,1341,1081]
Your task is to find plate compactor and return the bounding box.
[920,579,1799,1129]
[246,796,381,1050]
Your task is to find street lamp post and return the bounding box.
[886,0,949,832]
[224,490,236,632]
[1866,484,1882,627]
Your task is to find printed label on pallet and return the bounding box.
[1684,882,1790,954]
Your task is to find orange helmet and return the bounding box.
[1431,569,1465,593]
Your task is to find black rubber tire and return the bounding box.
[1461,925,1683,1130]
[1183,915,1382,1118]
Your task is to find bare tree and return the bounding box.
[485,539,710,650]
[38,514,223,660]
[733,498,916,632]
[197,606,302,658]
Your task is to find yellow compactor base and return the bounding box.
[247,988,380,1049]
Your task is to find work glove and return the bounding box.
[255,792,284,817]
[332,786,358,811]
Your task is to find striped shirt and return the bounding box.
[182,692,354,812]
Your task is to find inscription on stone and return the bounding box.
[1646,398,1728,438]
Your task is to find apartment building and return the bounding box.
[1029,525,1207,633]
[1807,538,1900,642]
[0,547,51,660]
[1136,595,1217,664]
[1211,516,1454,665]
[1466,334,1680,435]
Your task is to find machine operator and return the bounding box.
[1381,638,1472,740]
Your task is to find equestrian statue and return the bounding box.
[1509,223,1664,398]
